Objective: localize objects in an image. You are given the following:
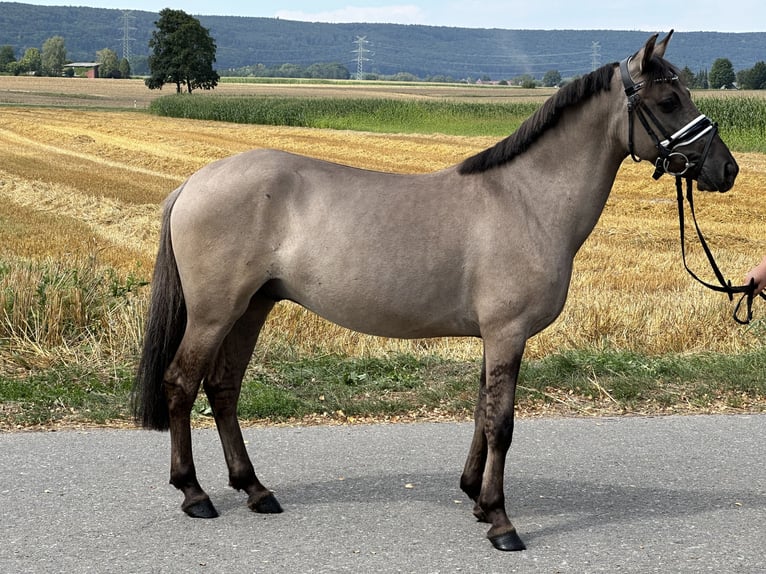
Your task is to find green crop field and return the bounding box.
[149,93,766,152]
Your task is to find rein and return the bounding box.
[619,57,764,324]
[674,176,765,324]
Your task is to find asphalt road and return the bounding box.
[2,414,765,573]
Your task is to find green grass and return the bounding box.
[0,365,134,426]
[518,346,766,411]
[3,346,764,428]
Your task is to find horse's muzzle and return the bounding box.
[698,157,739,192]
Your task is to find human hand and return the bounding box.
[745,256,766,294]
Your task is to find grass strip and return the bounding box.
[2,347,764,429]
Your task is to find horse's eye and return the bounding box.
[658,95,679,113]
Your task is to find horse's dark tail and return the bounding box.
[132,186,187,431]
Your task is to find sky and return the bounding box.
[15,1,766,32]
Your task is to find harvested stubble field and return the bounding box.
[1,77,765,425]
[0,76,554,110]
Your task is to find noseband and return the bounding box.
[619,57,764,324]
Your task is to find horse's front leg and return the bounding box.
[469,335,527,551]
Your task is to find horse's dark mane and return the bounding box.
[458,55,681,175]
[458,63,617,175]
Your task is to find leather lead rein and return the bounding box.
[676,176,765,325]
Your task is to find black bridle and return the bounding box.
[620,57,718,180]
[619,57,764,324]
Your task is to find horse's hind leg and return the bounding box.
[165,322,231,519]
[204,296,283,514]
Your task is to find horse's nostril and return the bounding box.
[725,161,739,180]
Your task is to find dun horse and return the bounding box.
[134,32,738,551]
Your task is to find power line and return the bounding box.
[591,41,601,71]
[120,11,136,62]
[352,36,371,80]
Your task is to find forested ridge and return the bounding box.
[1,2,764,79]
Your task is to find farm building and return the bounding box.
[65,62,100,78]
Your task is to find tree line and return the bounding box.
[0,36,131,78]
[678,58,766,90]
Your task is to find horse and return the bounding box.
[133,31,738,551]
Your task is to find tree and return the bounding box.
[737,61,766,89]
[42,35,66,76]
[0,45,15,72]
[678,66,695,87]
[277,63,303,78]
[512,73,536,88]
[118,57,131,79]
[709,58,735,89]
[751,61,766,89]
[542,69,562,87]
[694,69,709,89]
[305,62,350,79]
[96,48,119,78]
[146,8,219,93]
[18,47,42,75]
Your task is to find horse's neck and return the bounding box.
[507,96,627,254]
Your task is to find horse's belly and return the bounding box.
[275,276,479,339]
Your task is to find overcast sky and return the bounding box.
[17,1,766,32]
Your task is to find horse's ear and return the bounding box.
[653,30,674,59]
[636,33,659,74]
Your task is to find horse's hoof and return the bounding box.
[249,492,283,514]
[489,529,526,551]
[183,498,219,519]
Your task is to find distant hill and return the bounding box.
[1,2,765,80]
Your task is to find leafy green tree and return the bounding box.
[513,74,536,88]
[750,61,766,89]
[709,58,735,89]
[678,66,695,87]
[389,72,418,82]
[19,47,42,75]
[694,69,709,89]
[41,35,66,76]
[0,45,15,72]
[146,8,219,93]
[737,61,766,89]
[130,56,149,76]
[118,57,131,79]
[542,69,561,87]
[305,62,350,79]
[96,48,119,78]
[277,63,304,78]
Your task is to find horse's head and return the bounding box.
[620,31,739,192]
